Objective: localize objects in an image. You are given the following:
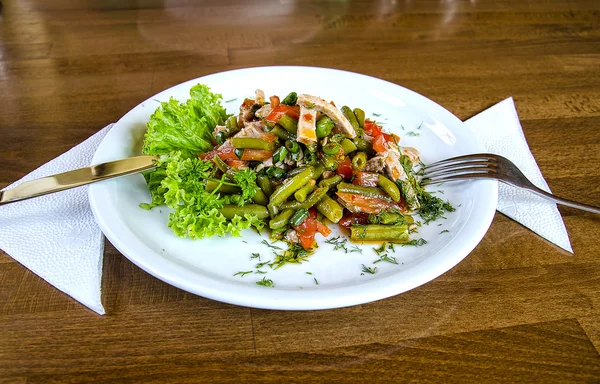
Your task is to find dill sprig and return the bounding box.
[373,254,399,265]
[261,239,283,250]
[361,264,377,275]
[256,277,275,288]
[325,236,350,253]
[233,270,253,277]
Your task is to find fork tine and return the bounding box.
[423,166,497,179]
[422,160,495,176]
[422,172,497,185]
[423,153,498,170]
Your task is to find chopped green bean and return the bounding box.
[353,137,372,153]
[215,130,228,145]
[350,224,409,242]
[220,204,269,220]
[294,180,316,202]
[341,139,357,154]
[271,125,296,141]
[257,175,274,196]
[281,92,298,106]
[316,116,334,138]
[273,146,288,163]
[252,189,269,206]
[269,168,313,207]
[278,114,298,134]
[351,152,367,170]
[289,208,309,227]
[285,140,300,153]
[353,108,365,128]
[281,187,329,210]
[323,142,341,155]
[225,115,239,133]
[316,195,343,223]
[377,174,401,202]
[337,182,391,201]
[318,175,342,188]
[322,155,338,171]
[231,137,276,151]
[341,106,360,130]
[206,180,241,194]
[269,209,294,229]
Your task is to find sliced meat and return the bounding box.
[296,105,318,146]
[255,104,273,119]
[297,94,356,138]
[402,146,420,164]
[255,89,265,105]
[364,155,386,173]
[383,145,408,182]
[234,121,266,139]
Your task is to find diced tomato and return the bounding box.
[308,207,318,218]
[264,105,300,123]
[372,134,387,153]
[352,172,379,187]
[383,133,401,144]
[242,98,255,108]
[315,220,332,237]
[293,216,319,250]
[336,192,398,214]
[240,149,273,161]
[198,145,238,161]
[364,120,382,137]
[336,157,353,178]
[269,95,280,109]
[339,212,370,228]
[225,159,247,168]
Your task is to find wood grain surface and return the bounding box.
[1,0,600,382]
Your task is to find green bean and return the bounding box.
[323,142,341,155]
[316,116,335,138]
[351,152,367,170]
[225,115,239,133]
[257,175,274,197]
[311,163,325,179]
[286,166,311,178]
[341,138,357,155]
[212,154,229,173]
[341,106,360,130]
[278,114,298,134]
[368,211,414,225]
[353,137,372,153]
[316,195,343,223]
[281,187,329,210]
[270,125,296,141]
[220,204,269,220]
[281,92,298,106]
[337,182,391,201]
[294,180,316,202]
[397,180,420,211]
[353,108,365,128]
[304,151,318,165]
[321,154,338,171]
[252,189,269,206]
[269,209,295,229]
[377,174,401,202]
[289,208,309,227]
[287,164,323,179]
[318,174,342,188]
[215,130,228,145]
[285,140,300,153]
[273,146,288,163]
[350,224,409,242]
[269,168,313,207]
[267,203,279,218]
[206,180,240,194]
[231,137,276,151]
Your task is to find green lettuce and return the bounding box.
[141,151,264,239]
[142,84,227,158]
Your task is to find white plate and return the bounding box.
[89,66,497,310]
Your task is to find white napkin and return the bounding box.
[464,97,573,253]
[0,124,113,315]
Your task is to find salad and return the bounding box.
[140,84,454,266]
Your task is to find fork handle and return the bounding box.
[524,185,600,214]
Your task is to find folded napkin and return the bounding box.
[464,97,572,253]
[0,124,113,315]
[0,98,573,315]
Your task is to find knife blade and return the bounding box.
[0,155,159,206]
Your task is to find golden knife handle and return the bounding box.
[0,155,159,206]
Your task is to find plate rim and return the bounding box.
[89,65,498,310]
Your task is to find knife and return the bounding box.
[0,155,159,206]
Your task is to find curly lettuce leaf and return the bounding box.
[140,151,264,239]
[142,84,227,158]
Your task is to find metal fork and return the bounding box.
[421,153,600,214]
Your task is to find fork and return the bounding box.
[421,153,600,214]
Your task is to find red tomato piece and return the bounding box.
[198,145,238,161]
[364,119,382,137]
[264,105,300,123]
[336,157,353,178]
[372,134,387,153]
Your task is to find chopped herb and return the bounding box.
[372,113,382,117]
[415,187,455,224]
[440,229,449,234]
[262,239,283,250]
[306,272,313,275]
[255,270,267,274]
[400,125,406,131]
[325,236,349,253]
[269,242,312,269]
[406,131,420,137]
[242,241,248,244]
[387,242,395,252]
[400,238,428,247]
[361,264,377,274]
[225,98,238,103]
[313,278,319,285]
[233,270,253,277]
[373,242,388,255]
[256,277,274,287]
[350,245,363,253]
[373,254,399,265]
[255,260,271,269]
[251,252,261,260]
[417,122,423,130]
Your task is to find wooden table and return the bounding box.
[2,1,600,382]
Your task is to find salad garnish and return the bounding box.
[140,84,454,268]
